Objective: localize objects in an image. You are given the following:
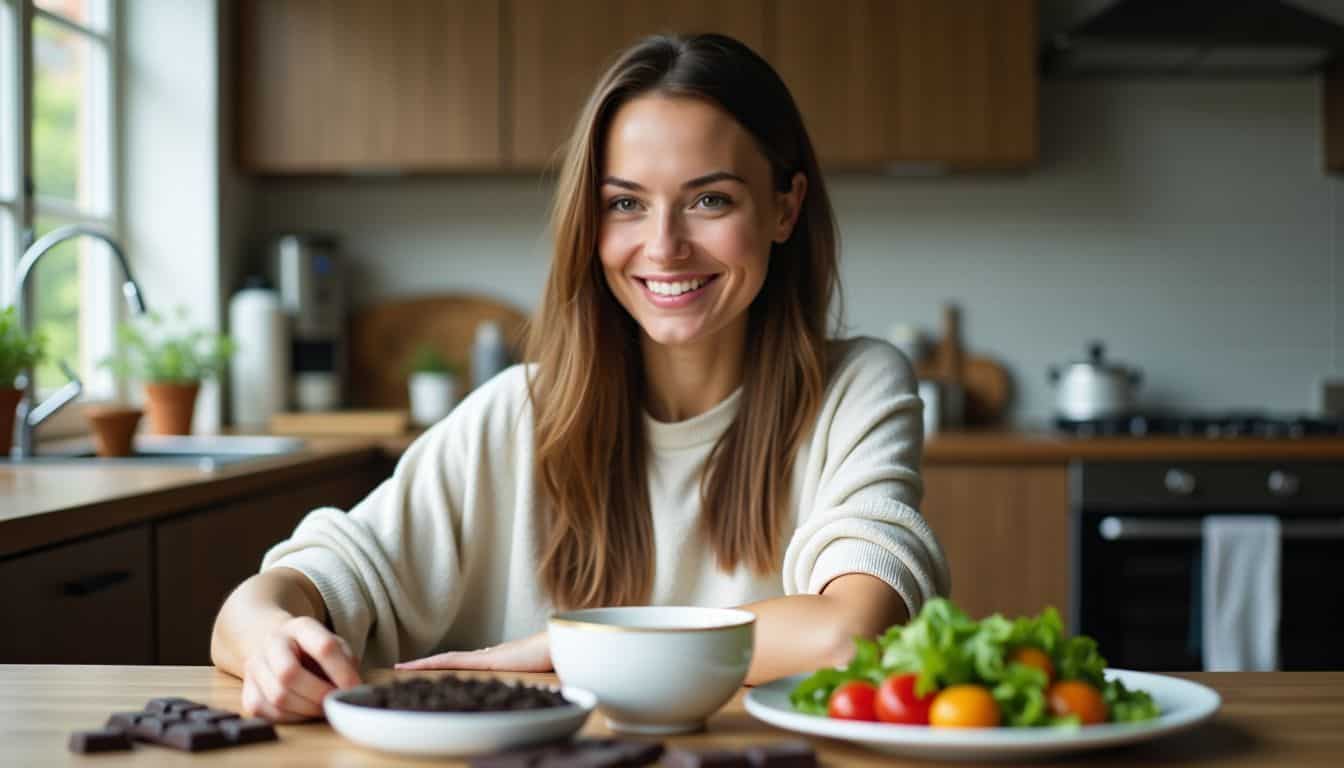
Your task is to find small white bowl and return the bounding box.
[324,683,596,757]
[548,606,755,735]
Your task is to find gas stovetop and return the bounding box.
[1055,412,1344,439]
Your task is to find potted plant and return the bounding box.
[0,306,47,455]
[405,344,461,428]
[100,308,235,435]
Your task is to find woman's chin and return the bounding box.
[639,321,709,349]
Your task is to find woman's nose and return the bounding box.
[644,210,689,263]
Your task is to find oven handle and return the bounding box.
[1099,516,1344,541]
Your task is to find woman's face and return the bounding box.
[598,95,804,350]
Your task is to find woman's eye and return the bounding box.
[608,197,640,213]
[695,193,730,210]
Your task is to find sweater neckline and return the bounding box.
[644,388,742,451]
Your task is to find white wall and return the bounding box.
[124,0,225,430]
[250,79,1344,426]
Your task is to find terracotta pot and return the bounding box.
[0,387,21,457]
[144,381,200,435]
[84,405,143,457]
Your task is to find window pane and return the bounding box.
[29,215,86,393]
[35,0,111,34]
[0,206,13,302]
[0,0,15,201]
[33,15,111,214]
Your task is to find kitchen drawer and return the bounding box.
[1075,461,1344,511]
[0,525,153,663]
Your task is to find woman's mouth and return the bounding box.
[636,275,719,308]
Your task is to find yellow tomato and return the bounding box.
[929,684,1001,728]
[1008,646,1056,685]
[1048,680,1108,725]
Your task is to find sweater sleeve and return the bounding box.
[781,339,951,617]
[259,370,514,669]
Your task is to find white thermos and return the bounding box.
[228,277,290,428]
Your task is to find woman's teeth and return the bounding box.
[645,277,708,296]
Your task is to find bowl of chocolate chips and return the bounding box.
[324,674,596,757]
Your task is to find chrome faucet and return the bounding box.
[10,225,148,459]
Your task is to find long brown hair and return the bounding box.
[525,34,840,610]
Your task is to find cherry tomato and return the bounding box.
[828,680,879,721]
[875,673,935,725]
[929,684,1001,728]
[1047,680,1108,725]
[1008,646,1056,685]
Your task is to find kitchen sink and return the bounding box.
[4,434,307,470]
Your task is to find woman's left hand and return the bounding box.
[394,631,553,672]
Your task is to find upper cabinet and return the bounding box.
[235,0,1038,174]
[1326,61,1344,173]
[508,0,768,169]
[236,0,502,172]
[771,0,1038,170]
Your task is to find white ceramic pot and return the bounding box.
[408,372,458,427]
[548,606,754,735]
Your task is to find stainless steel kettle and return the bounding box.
[1048,342,1142,421]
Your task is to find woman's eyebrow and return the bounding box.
[601,171,747,192]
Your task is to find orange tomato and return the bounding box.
[1008,646,1055,685]
[928,684,1001,728]
[1047,680,1108,725]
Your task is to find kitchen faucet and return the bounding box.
[9,225,148,459]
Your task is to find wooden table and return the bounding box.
[3,666,1341,766]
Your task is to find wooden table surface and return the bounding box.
[2,666,1341,766]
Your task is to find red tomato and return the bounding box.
[875,673,935,725]
[828,681,879,721]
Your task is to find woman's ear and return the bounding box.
[773,172,808,244]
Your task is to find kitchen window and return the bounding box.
[1,0,120,405]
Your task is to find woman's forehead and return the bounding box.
[601,95,768,184]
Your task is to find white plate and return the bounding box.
[324,684,596,757]
[744,669,1220,762]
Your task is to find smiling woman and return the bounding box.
[210,33,951,725]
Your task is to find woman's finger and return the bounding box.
[396,632,552,672]
[265,634,335,711]
[253,638,324,719]
[289,617,362,689]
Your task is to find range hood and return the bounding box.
[1042,0,1344,77]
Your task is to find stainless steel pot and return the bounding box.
[1048,342,1142,421]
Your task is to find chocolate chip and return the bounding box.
[349,675,570,712]
[161,722,229,752]
[68,728,133,753]
[220,717,278,745]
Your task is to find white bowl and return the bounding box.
[323,683,596,757]
[548,606,755,735]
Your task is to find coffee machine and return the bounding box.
[270,234,346,411]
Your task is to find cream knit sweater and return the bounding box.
[262,337,950,668]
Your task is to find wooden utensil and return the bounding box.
[348,294,530,409]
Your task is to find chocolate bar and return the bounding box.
[663,748,751,768]
[467,738,664,768]
[68,729,133,754]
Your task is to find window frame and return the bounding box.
[4,0,123,419]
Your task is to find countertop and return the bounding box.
[2,665,1340,766]
[923,430,1344,463]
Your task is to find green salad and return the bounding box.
[790,599,1160,728]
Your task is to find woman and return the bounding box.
[212,33,949,723]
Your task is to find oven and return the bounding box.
[1071,461,1344,671]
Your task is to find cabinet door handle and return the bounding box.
[63,570,132,597]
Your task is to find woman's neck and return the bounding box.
[640,317,746,422]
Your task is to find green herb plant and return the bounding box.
[0,306,47,388]
[790,598,1160,727]
[99,307,236,384]
[405,344,460,377]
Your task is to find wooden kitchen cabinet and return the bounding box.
[0,525,153,664]
[771,0,1038,170]
[1325,60,1344,172]
[919,464,1069,623]
[507,0,768,169]
[155,460,391,665]
[236,0,502,172]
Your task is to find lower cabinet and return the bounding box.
[155,461,390,665]
[919,464,1070,625]
[0,525,154,664]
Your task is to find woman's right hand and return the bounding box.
[240,615,362,722]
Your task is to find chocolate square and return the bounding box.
[219,717,278,745]
[662,748,750,768]
[745,741,817,768]
[68,728,133,754]
[131,714,184,741]
[186,707,241,724]
[104,711,145,731]
[161,722,229,752]
[146,697,199,714]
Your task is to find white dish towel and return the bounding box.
[1202,515,1280,671]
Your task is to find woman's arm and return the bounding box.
[740,573,908,685]
[211,567,362,722]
